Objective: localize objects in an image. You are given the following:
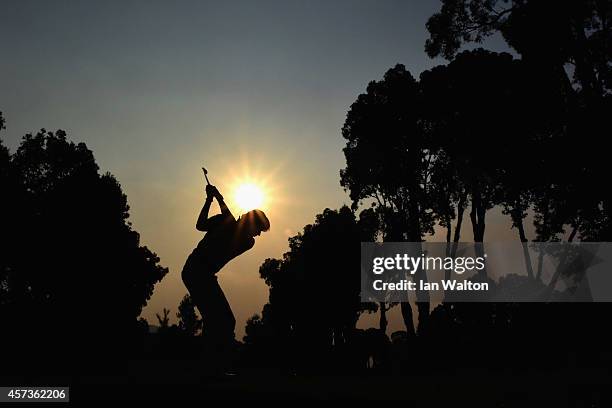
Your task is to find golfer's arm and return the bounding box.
[195,196,214,231]
[217,197,234,219]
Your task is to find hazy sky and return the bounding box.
[1,0,513,337]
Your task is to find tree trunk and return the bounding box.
[514,204,535,279]
[470,186,486,242]
[470,202,478,241]
[444,214,452,292]
[451,193,466,258]
[400,302,415,337]
[445,215,452,257]
[406,171,429,334]
[379,302,388,333]
[443,219,453,299]
[385,215,416,338]
[470,186,487,277]
[445,195,466,303]
[477,204,486,242]
[547,226,578,291]
[536,248,545,281]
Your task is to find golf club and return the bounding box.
[202,167,211,185]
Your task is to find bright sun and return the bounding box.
[234,182,265,212]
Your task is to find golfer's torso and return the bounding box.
[189,221,255,275]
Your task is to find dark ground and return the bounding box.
[4,359,611,407]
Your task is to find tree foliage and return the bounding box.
[425,0,611,97]
[176,294,202,336]
[0,128,168,353]
[246,207,378,369]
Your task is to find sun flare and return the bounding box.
[217,151,286,216]
[234,182,265,213]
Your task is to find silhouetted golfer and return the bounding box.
[182,183,270,370]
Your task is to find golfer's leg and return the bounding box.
[201,276,235,344]
[182,267,236,369]
[183,270,234,339]
[195,276,236,372]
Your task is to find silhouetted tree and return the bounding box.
[340,49,595,343]
[422,50,527,247]
[156,307,171,333]
[244,313,265,345]
[426,0,612,243]
[0,114,10,305]
[137,317,150,334]
[425,0,611,97]
[340,64,434,334]
[176,294,202,336]
[356,208,391,331]
[243,305,287,370]
[250,206,378,371]
[0,128,168,361]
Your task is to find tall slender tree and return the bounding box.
[340,64,435,334]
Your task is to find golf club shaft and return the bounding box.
[202,167,211,185]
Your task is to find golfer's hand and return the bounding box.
[205,185,224,202]
[205,184,216,199]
